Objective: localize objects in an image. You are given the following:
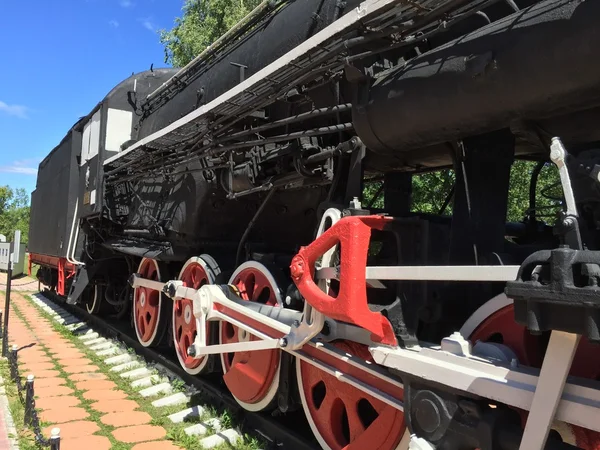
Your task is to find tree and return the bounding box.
[159,0,262,68]
[0,186,30,244]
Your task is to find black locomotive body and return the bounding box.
[28,0,600,449]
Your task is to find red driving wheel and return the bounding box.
[219,261,283,412]
[466,299,600,449]
[133,258,169,347]
[297,340,406,450]
[173,256,217,375]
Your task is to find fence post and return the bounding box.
[9,345,18,381]
[0,309,3,338]
[1,241,12,357]
[49,427,60,450]
[25,374,34,426]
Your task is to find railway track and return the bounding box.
[37,288,319,450]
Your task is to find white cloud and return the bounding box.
[140,17,155,31]
[0,101,28,119]
[109,19,119,28]
[120,0,133,7]
[0,158,41,175]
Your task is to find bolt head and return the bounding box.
[290,256,305,280]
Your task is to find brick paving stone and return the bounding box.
[18,351,48,362]
[59,357,93,366]
[91,399,139,413]
[35,395,81,410]
[50,350,83,359]
[59,435,112,450]
[33,377,67,388]
[32,369,61,378]
[19,362,57,373]
[43,338,71,344]
[46,345,78,353]
[112,425,167,443]
[36,385,74,398]
[46,347,78,354]
[40,407,89,423]
[100,411,152,427]
[74,379,117,391]
[63,364,100,374]
[43,420,99,439]
[20,356,53,366]
[131,441,184,450]
[83,389,128,401]
[69,372,108,382]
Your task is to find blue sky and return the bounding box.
[0,0,184,198]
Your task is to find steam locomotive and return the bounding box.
[28,0,600,448]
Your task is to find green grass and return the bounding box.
[20,293,266,450]
[0,358,39,450]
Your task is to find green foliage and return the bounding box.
[159,0,263,67]
[363,170,456,215]
[506,160,561,223]
[0,185,30,243]
[364,161,561,223]
[412,170,456,215]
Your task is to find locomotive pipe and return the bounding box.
[353,0,600,154]
[219,103,352,143]
[207,123,354,156]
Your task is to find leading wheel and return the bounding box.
[172,256,219,375]
[296,341,406,450]
[461,294,600,449]
[133,258,170,347]
[219,261,283,412]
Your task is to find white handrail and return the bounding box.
[66,200,85,266]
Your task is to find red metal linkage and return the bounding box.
[290,215,398,346]
[57,258,66,296]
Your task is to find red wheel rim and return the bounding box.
[470,304,600,449]
[174,260,210,372]
[298,341,405,450]
[134,258,161,345]
[220,264,281,409]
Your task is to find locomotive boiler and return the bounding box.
[28,0,600,448]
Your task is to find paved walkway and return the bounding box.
[3,291,183,450]
[0,273,38,292]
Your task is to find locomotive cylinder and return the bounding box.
[352,0,600,154]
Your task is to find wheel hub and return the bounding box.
[184,304,192,325]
